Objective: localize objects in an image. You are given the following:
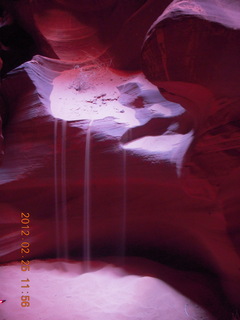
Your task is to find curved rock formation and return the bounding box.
[142,0,240,307]
[0,0,239,316]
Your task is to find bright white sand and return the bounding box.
[0,259,219,320]
[50,66,192,168]
[50,65,140,125]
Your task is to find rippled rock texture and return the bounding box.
[0,0,240,317]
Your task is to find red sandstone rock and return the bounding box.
[0,0,239,314]
[141,0,240,307]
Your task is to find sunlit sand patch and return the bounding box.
[50,66,184,125]
[0,260,215,320]
[50,65,140,125]
[50,64,192,167]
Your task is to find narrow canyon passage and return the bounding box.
[0,1,240,319]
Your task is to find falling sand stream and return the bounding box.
[54,119,69,260]
[0,61,232,320]
[83,120,93,271]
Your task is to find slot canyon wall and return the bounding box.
[0,0,240,314]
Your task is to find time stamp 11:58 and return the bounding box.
[20,212,31,308]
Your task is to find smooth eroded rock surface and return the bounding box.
[0,0,240,314]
